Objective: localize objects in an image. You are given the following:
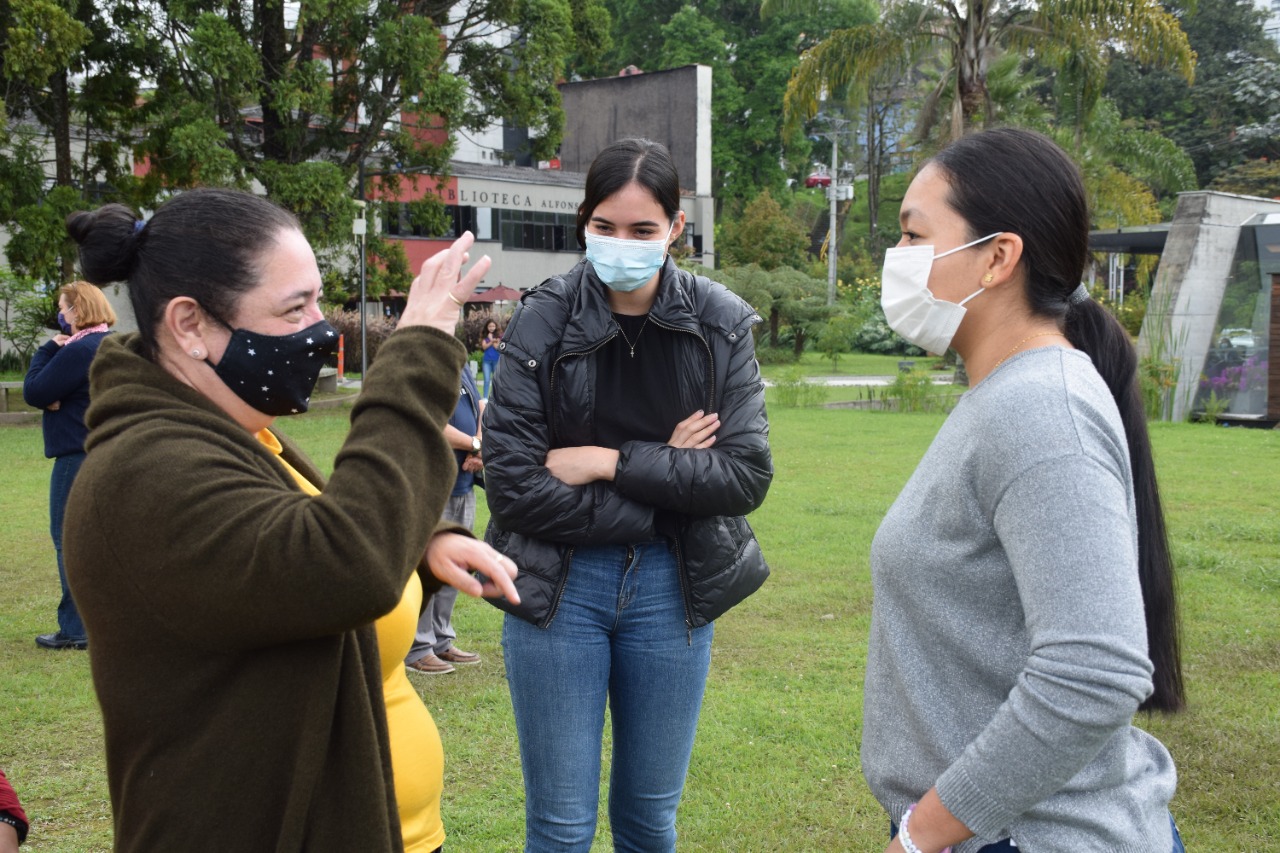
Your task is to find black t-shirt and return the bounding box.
[594,312,688,449]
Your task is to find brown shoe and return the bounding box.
[438,647,480,665]
[406,654,454,675]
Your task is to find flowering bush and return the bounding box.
[1201,355,1268,396]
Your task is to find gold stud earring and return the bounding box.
[983,274,994,283]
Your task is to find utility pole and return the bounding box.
[818,116,850,306]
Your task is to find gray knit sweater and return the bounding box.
[861,347,1176,853]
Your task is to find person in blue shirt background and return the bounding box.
[479,318,502,398]
[404,365,486,675]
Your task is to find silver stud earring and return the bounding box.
[191,349,202,358]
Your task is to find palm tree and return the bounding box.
[764,0,1195,141]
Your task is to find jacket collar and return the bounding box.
[559,257,706,352]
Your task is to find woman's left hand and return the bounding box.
[545,446,620,485]
[426,532,520,604]
[667,410,719,449]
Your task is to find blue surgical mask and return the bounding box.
[57,312,73,335]
[585,221,676,292]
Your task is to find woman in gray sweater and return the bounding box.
[862,128,1185,853]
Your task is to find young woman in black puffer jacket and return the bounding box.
[481,138,773,852]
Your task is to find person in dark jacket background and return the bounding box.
[23,280,116,651]
[481,138,773,852]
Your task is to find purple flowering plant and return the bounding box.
[1201,354,1269,395]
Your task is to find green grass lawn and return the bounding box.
[2,408,1277,851]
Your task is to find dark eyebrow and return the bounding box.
[590,214,662,228]
[282,288,316,306]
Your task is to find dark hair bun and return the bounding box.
[67,204,143,285]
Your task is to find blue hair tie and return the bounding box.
[133,219,146,234]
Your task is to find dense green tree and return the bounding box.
[576,1,875,204]
[1106,0,1280,186]
[770,0,1194,141]
[718,190,810,270]
[0,0,608,297]
[710,261,827,352]
[0,0,158,283]
[1210,159,1280,198]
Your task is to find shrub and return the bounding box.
[772,367,827,408]
[323,307,398,373]
[852,316,923,356]
[755,346,797,365]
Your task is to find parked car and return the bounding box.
[1222,328,1255,349]
[804,171,832,188]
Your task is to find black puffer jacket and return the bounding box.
[482,257,772,629]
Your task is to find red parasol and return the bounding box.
[467,284,523,303]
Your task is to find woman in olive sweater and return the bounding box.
[62,190,517,853]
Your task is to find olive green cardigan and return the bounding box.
[66,327,465,853]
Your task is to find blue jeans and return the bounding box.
[889,811,1186,851]
[482,360,495,398]
[502,541,713,853]
[50,452,87,641]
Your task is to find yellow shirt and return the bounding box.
[255,430,446,852]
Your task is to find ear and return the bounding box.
[981,232,1024,289]
[667,210,687,248]
[161,296,217,361]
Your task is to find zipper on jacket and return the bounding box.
[647,316,717,410]
[542,545,575,629]
[643,316,713,637]
[669,533,695,644]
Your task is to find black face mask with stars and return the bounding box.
[208,319,339,416]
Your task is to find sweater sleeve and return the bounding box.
[0,768,27,845]
[22,339,92,408]
[70,326,466,652]
[934,453,1155,838]
[612,326,772,518]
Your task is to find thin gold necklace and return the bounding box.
[993,331,1064,371]
[617,315,650,358]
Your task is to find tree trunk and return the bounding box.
[955,11,991,130]
[255,0,290,163]
[52,69,76,281]
[770,308,780,348]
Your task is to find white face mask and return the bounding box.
[585,221,676,292]
[880,232,1003,354]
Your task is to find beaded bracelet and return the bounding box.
[899,803,952,853]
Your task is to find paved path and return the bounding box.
[769,374,959,387]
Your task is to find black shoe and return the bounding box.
[35,632,88,650]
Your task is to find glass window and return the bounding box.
[1196,220,1276,417]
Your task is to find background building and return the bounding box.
[374,64,716,297]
